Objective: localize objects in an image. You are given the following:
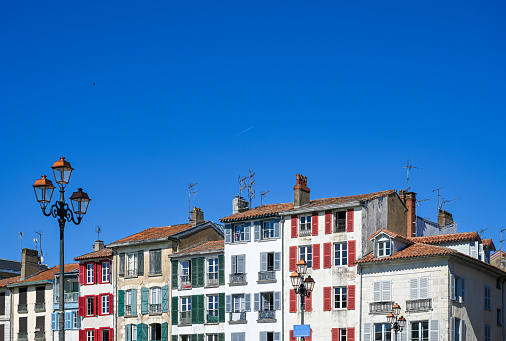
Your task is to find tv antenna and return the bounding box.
[239,167,255,208]
[432,187,445,212]
[402,159,421,191]
[19,232,23,262]
[35,231,45,264]
[439,197,460,211]
[33,238,38,253]
[95,225,102,240]
[261,191,270,206]
[500,229,506,269]
[479,228,488,237]
[188,183,197,222]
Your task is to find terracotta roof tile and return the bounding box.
[303,189,396,208]
[357,243,457,264]
[173,240,224,256]
[483,239,496,250]
[0,275,21,288]
[368,229,413,245]
[109,223,194,246]
[410,231,480,245]
[74,248,113,261]
[9,264,79,285]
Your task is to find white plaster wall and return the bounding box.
[0,288,11,341]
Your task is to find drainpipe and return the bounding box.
[358,264,363,341]
[113,250,118,341]
[9,289,13,341]
[281,215,285,341]
[502,277,505,341]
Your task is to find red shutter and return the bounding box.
[95,329,100,341]
[109,328,114,341]
[79,264,85,284]
[289,246,297,272]
[290,289,297,312]
[95,295,99,316]
[347,328,355,341]
[78,297,85,317]
[332,328,339,341]
[291,215,298,238]
[312,244,320,269]
[323,243,332,268]
[348,240,356,266]
[312,212,318,236]
[289,330,295,341]
[325,210,332,234]
[94,263,98,284]
[109,294,113,315]
[307,329,312,341]
[96,262,102,284]
[305,293,312,312]
[79,330,85,341]
[346,209,354,232]
[323,286,331,311]
[347,285,355,310]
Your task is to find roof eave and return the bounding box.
[220,213,280,223]
[278,200,362,215]
[7,279,52,288]
[169,248,224,258]
[107,236,177,249]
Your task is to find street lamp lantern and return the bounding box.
[304,275,315,292]
[290,261,315,341]
[398,316,406,329]
[392,303,401,316]
[386,312,395,325]
[290,271,301,287]
[70,188,91,217]
[51,157,73,186]
[386,303,406,341]
[32,175,55,208]
[297,259,308,275]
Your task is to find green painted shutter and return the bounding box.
[218,293,225,322]
[171,260,178,290]
[199,295,205,324]
[171,297,178,325]
[142,324,148,341]
[198,258,205,287]
[191,258,197,288]
[197,334,204,341]
[161,285,169,313]
[218,255,225,285]
[191,335,197,341]
[137,324,143,341]
[137,251,144,276]
[141,287,148,314]
[191,295,199,324]
[218,334,225,341]
[161,322,168,341]
[125,324,131,341]
[172,336,178,341]
[118,290,124,316]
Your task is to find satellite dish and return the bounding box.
[40,256,44,263]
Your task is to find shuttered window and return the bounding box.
[409,277,429,300]
[312,212,319,236]
[347,285,355,310]
[290,290,297,313]
[323,287,332,311]
[291,215,298,238]
[346,209,354,232]
[325,210,332,234]
[348,240,356,266]
[373,281,392,302]
[313,244,320,269]
[289,246,297,271]
[149,250,162,275]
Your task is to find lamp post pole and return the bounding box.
[290,260,315,341]
[32,158,91,341]
[386,303,406,341]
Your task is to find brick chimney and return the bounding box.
[93,240,105,252]
[399,190,417,237]
[21,248,39,280]
[438,210,453,227]
[232,196,249,214]
[294,174,310,207]
[190,207,205,227]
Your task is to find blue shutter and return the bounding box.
[274,252,281,271]
[126,325,131,341]
[231,256,237,274]
[225,295,231,313]
[244,222,251,242]
[161,286,169,313]
[244,294,251,312]
[65,311,71,330]
[260,332,267,341]
[254,293,260,311]
[225,225,232,244]
[141,288,149,314]
[131,289,138,315]
[73,311,81,329]
[254,222,261,241]
[274,333,280,341]
[137,323,143,341]
[51,312,57,331]
[274,292,281,310]
[273,219,280,238]
[260,253,267,272]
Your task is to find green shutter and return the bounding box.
[218,293,225,322]
[125,324,131,341]
[197,334,204,341]
[191,295,198,324]
[218,333,225,341]
[137,251,144,276]
[161,322,168,341]
[172,337,178,341]
[191,335,197,341]
[218,255,225,285]
[171,297,178,325]
[198,258,205,287]
[171,260,178,290]
[143,324,148,341]
[191,258,197,288]
[118,290,124,316]
[141,287,149,314]
[137,323,143,341]
[161,285,169,313]
[199,295,205,324]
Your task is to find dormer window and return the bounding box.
[377,237,391,257]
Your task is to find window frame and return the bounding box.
[233,224,246,242]
[262,220,275,239]
[299,246,313,268]
[334,242,348,266]
[149,323,162,341]
[126,252,138,277]
[86,329,95,341]
[86,263,94,284]
[150,287,162,313]
[376,238,391,258]
[208,257,219,281]
[149,249,162,275]
[85,296,94,316]
[410,320,429,341]
[101,294,110,315]
[101,261,110,283]
[373,323,391,341]
[335,211,346,233]
[299,215,312,234]
[232,294,245,313]
[181,296,191,312]
[334,287,347,309]
[485,324,491,341]
[207,294,218,316]
[485,285,491,310]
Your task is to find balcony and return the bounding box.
[258,310,275,321]
[206,313,219,323]
[207,275,219,287]
[230,273,247,284]
[258,271,275,281]
[180,276,191,289]
[126,268,137,277]
[17,332,27,341]
[406,298,432,312]
[54,292,78,303]
[180,311,192,325]
[299,228,311,237]
[229,311,246,322]
[17,304,27,313]
[126,305,133,316]
[35,302,46,312]
[35,331,45,341]
[150,304,161,314]
[369,302,393,314]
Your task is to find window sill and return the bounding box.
[205,284,220,288]
[149,312,163,316]
[257,237,278,242]
[230,241,249,245]
[229,282,248,286]
[148,273,162,277]
[228,320,247,324]
[257,279,277,284]
[205,322,220,325]
[124,275,139,279]
[257,319,277,323]
[178,323,192,327]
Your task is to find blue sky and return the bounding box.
[1,0,505,265]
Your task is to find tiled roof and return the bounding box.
[490,250,506,261]
[109,223,194,246]
[74,248,113,261]
[483,239,496,250]
[357,243,457,264]
[173,240,224,256]
[410,231,480,245]
[368,229,413,245]
[220,189,396,222]
[8,264,79,286]
[0,275,21,288]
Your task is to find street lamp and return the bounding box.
[32,157,91,341]
[290,259,315,341]
[386,303,406,341]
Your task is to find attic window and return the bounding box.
[376,237,391,258]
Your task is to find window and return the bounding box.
[125,290,133,315]
[208,258,218,285]
[262,221,275,239]
[126,253,138,277]
[259,332,281,341]
[334,287,347,309]
[102,262,110,283]
[335,211,346,232]
[485,324,491,341]
[149,250,162,275]
[0,292,5,315]
[208,295,218,317]
[233,224,246,242]
[260,292,273,311]
[180,336,190,341]
[374,323,391,341]
[207,335,218,341]
[232,294,245,312]
[454,318,462,341]
[452,275,465,303]
[373,281,392,303]
[299,215,311,236]
[150,323,161,341]
[86,297,94,316]
[86,263,94,284]
[334,243,348,266]
[497,278,502,290]
[150,287,162,313]
[86,330,94,341]
[72,311,80,329]
[411,321,428,341]
[338,328,346,341]
[130,325,138,341]
[377,238,391,257]
[231,333,245,341]
[231,255,246,274]
[299,246,312,268]
[498,309,502,326]
[485,285,491,310]
[180,261,191,289]
[101,295,110,315]
[101,329,110,341]
[182,297,191,312]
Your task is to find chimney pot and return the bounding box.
[233,196,249,214]
[93,240,105,251]
[294,174,310,207]
[190,207,205,227]
[21,248,40,280]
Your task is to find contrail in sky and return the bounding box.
[234,126,254,137]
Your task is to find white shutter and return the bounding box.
[400,323,408,341]
[274,252,281,271]
[254,293,260,311]
[260,253,267,272]
[244,223,251,242]
[472,243,478,259]
[460,278,465,303]
[254,223,261,241]
[231,256,237,274]
[225,226,232,244]
[244,294,251,311]
[363,323,371,341]
[274,332,280,341]
[373,282,381,302]
[429,320,439,341]
[274,220,280,238]
[260,332,267,341]
[451,317,455,341]
[409,278,419,300]
[126,324,131,341]
[451,275,456,301]
[382,280,392,302]
[51,312,57,331]
[274,292,281,310]
[237,255,245,274]
[420,277,429,299]
[461,319,466,341]
[225,295,231,313]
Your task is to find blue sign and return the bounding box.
[293,325,311,337]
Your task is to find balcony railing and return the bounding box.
[258,271,276,281]
[35,302,46,312]
[369,301,393,314]
[54,292,78,303]
[229,311,246,322]
[299,228,312,237]
[17,304,27,313]
[334,220,346,233]
[150,304,161,314]
[180,311,192,325]
[34,331,45,340]
[126,268,137,277]
[230,273,247,284]
[207,313,219,323]
[406,298,432,312]
[207,275,219,287]
[18,332,28,341]
[258,310,275,320]
[180,276,191,289]
[126,305,133,316]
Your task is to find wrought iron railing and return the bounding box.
[17,332,28,341]
[180,311,192,325]
[54,292,78,303]
[35,331,45,340]
[150,303,161,313]
[369,301,393,314]
[126,268,137,277]
[258,310,275,320]
[230,273,247,284]
[406,298,432,312]
[207,276,219,286]
[17,304,27,313]
[126,304,133,316]
[35,303,46,312]
[180,276,191,289]
[229,311,246,322]
[258,271,276,281]
[299,228,312,237]
[207,313,219,323]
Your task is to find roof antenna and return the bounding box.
[188,183,197,222]
[479,228,488,238]
[35,231,45,264]
[439,197,460,211]
[261,191,270,206]
[19,232,23,262]
[432,187,445,214]
[95,225,102,241]
[239,167,256,208]
[402,159,421,191]
[500,229,506,269]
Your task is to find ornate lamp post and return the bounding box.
[32,157,91,341]
[386,303,406,341]
[290,259,315,341]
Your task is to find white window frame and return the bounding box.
[125,290,132,315]
[299,246,313,268]
[102,261,110,283]
[86,297,94,316]
[86,330,94,341]
[334,287,347,309]
[207,335,218,341]
[150,287,161,313]
[86,264,94,284]
[208,258,218,281]
[410,321,429,341]
[339,328,346,341]
[334,243,348,266]
[377,237,391,258]
[149,323,161,341]
[232,294,245,312]
[181,297,191,312]
[262,221,275,239]
[233,224,246,242]
[131,325,137,341]
[374,323,391,341]
[208,295,218,316]
[101,295,109,315]
[126,253,138,277]
[299,215,311,233]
